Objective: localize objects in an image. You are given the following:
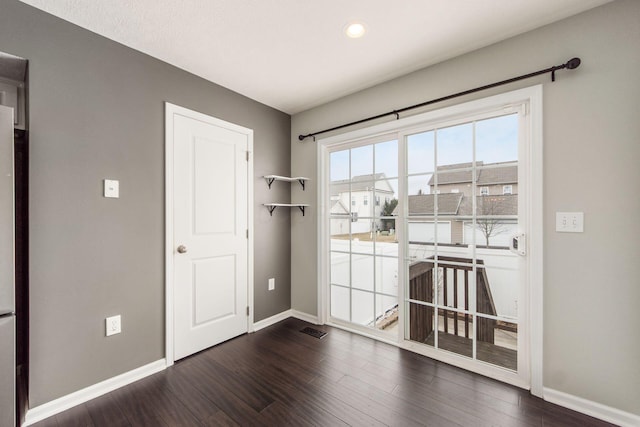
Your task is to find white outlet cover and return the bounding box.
[556,212,584,233]
[106,315,121,336]
[104,179,119,198]
[268,278,275,291]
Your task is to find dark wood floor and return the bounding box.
[33,318,614,427]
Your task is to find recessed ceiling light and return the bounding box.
[345,22,366,38]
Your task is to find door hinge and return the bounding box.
[246,306,250,316]
[246,151,250,161]
[246,229,249,239]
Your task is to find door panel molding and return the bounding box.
[165,102,254,366]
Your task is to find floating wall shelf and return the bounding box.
[264,175,309,190]
[263,203,309,216]
[263,175,311,216]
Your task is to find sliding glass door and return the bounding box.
[328,138,400,335]
[322,88,538,388]
[403,112,525,374]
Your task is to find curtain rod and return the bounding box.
[298,57,581,141]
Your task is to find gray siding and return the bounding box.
[0,0,291,406]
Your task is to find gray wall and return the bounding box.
[291,0,640,416]
[0,0,291,406]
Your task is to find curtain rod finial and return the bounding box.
[565,57,581,70]
[298,134,307,141]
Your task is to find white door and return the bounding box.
[167,104,251,361]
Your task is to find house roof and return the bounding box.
[396,193,518,216]
[458,194,518,216]
[330,199,350,215]
[427,161,517,186]
[330,173,394,196]
[395,193,464,216]
[477,164,518,185]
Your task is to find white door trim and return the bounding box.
[317,85,543,395]
[165,102,254,366]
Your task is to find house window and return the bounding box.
[503,185,513,195]
[351,196,356,206]
[385,197,390,204]
[363,195,368,205]
[480,187,489,196]
[376,196,380,206]
[451,189,459,193]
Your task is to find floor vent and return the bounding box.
[300,327,327,339]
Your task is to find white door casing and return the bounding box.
[165,103,253,364]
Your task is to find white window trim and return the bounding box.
[503,185,513,195]
[317,85,543,396]
[480,186,489,195]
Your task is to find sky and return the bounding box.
[330,113,518,196]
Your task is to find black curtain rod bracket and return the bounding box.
[298,57,581,141]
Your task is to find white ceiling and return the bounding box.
[20,0,612,114]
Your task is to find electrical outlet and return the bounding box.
[268,278,275,291]
[106,315,121,336]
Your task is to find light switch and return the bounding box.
[556,212,584,233]
[104,179,119,198]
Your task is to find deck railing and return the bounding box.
[409,256,497,344]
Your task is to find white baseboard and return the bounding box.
[252,309,321,333]
[252,309,293,331]
[291,310,320,325]
[544,387,640,427]
[24,359,166,426]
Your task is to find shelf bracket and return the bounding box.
[266,177,276,189]
[267,205,277,216]
[298,179,306,191]
[298,206,306,216]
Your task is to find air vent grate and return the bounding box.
[300,327,327,339]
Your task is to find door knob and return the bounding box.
[177,245,188,254]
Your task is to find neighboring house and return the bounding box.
[329,199,350,236]
[400,162,518,246]
[330,173,395,234]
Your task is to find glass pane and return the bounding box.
[377,216,397,240]
[351,233,375,255]
[329,183,350,210]
[408,302,435,345]
[351,145,373,178]
[408,174,432,197]
[476,114,518,164]
[375,295,398,332]
[408,260,435,303]
[330,252,349,287]
[438,260,473,312]
[407,240,436,266]
[375,140,398,178]
[476,260,519,319]
[407,130,435,175]
[374,179,398,218]
[436,308,473,358]
[436,122,473,167]
[477,318,517,371]
[351,255,374,291]
[330,218,350,249]
[352,289,374,327]
[330,149,350,181]
[375,255,398,295]
[474,209,517,248]
[331,285,350,321]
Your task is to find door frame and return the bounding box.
[164,102,254,366]
[317,86,543,396]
